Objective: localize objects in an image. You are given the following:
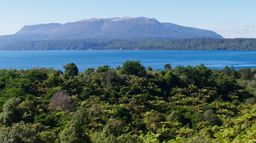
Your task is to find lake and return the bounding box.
[0,50,256,71]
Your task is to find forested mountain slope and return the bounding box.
[1,38,256,50]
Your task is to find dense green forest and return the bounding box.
[0,62,256,143]
[1,38,256,50]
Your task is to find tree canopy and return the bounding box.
[0,62,255,142]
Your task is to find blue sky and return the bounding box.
[0,0,255,38]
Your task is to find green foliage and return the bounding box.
[0,63,255,142]
[202,110,222,126]
[39,130,58,143]
[60,120,91,143]
[164,64,172,71]
[0,122,43,143]
[239,68,254,80]
[122,61,146,76]
[64,63,79,78]
[0,98,21,126]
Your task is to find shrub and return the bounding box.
[49,91,75,111]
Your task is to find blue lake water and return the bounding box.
[0,50,256,71]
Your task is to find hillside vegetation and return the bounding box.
[1,38,256,50]
[0,62,256,142]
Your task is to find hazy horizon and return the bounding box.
[0,0,256,38]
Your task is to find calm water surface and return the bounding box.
[0,50,256,71]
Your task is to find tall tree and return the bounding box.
[64,63,79,78]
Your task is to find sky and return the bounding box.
[0,0,256,38]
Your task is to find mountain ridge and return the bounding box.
[15,17,223,40]
[0,17,225,49]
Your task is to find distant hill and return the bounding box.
[0,17,225,50]
[3,17,256,50]
[15,17,222,40]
